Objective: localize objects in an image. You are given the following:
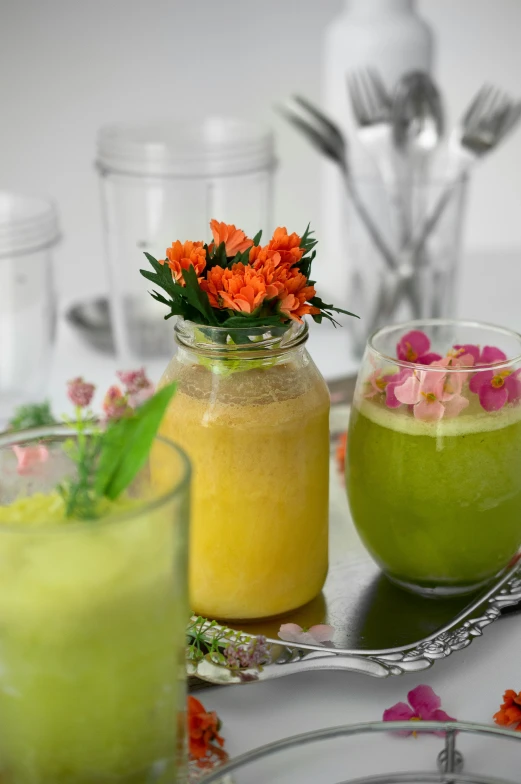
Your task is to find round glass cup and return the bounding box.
[346,319,521,597]
[199,721,521,784]
[0,425,190,784]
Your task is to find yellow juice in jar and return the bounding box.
[160,362,330,620]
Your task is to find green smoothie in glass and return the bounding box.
[346,320,521,595]
[0,376,190,784]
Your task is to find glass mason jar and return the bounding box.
[346,319,521,597]
[96,118,276,362]
[0,425,190,784]
[159,319,330,621]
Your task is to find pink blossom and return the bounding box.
[365,368,412,409]
[453,344,507,365]
[396,331,442,365]
[67,377,95,408]
[278,623,335,646]
[102,385,132,421]
[469,368,521,412]
[117,369,154,409]
[12,444,49,475]
[383,685,456,737]
[394,364,469,422]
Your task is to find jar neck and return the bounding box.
[344,0,414,16]
[174,318,308,363]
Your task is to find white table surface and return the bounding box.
[47,249,521,776]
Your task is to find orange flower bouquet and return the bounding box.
[140,219,357,328]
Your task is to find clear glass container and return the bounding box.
[159,319,330,621]
[199,721,521,784]
[346,319,521,596]
[0,425,190,784]
[96,117,276,361]
[341,177,468,359]
[0,192,60,426]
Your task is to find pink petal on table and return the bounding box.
[443,394,469,418]
[469,370,493,394]
[479,383,508,412]
[12,445,49,475]
[431,709,457,736]
[308,624,335,643]
[417,352,442,365]
[454,344,480,364]
[408,685,441,719]
[383,702,416,722]
[278,623,305,643]
[480,345,507,364]
[394,375,421,405]
[414,398,445,421]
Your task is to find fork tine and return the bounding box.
[498,102,521,141]
[360,69,378,119]
[367,67,391,111]
[346,73,363,124]
[292,95,345,148]
[348,72,368,125]
[461,85,492,129]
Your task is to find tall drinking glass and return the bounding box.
[0,426,190,784]
[0,192,60,426]
[346,320,521,596]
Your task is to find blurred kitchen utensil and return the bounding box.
[279,97,397,270]
[66,298,114,354]
[413,84,521,255]
[347,68,407,237]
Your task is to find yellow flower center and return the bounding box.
[492,370,511,389]
[421,392,437,403]
[405,342,418,362]
[376,377,387,391]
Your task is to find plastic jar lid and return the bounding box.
[0,192,60,258]
[96,116,276,178]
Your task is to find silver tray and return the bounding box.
[187,391,521,686]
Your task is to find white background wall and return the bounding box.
[1,0,521,304]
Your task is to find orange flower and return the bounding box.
[160,240,206,286]
[494,690,521,730]
[210,219,253,256]
[249,227,304,270]
[336,432,348,475]
[202,263,269,313]
[188,695,228,768]
[277,271,320,322]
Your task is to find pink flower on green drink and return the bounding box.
[453,344,507,365]
[396,331,441,365]
[383,685,456,737]
[469,368,521,411]
[394,362,469,422]
[365,368,413,409]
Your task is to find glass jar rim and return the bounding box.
[174,318,308,358]
[0,424,191,533]
[369,319,521,373]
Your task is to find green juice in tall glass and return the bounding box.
[0,432,189,784]
[347,399,521,592]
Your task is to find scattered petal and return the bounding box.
[12,444,49,475]
[278,622,335,646]
[408,685,441,719]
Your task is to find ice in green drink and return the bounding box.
[347,400,521,592]
[0,433,189,784]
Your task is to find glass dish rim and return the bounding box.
[198,720,521,783]
[0,424,191,534]
[369,319,521,373]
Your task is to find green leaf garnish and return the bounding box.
[95,382,177,500]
